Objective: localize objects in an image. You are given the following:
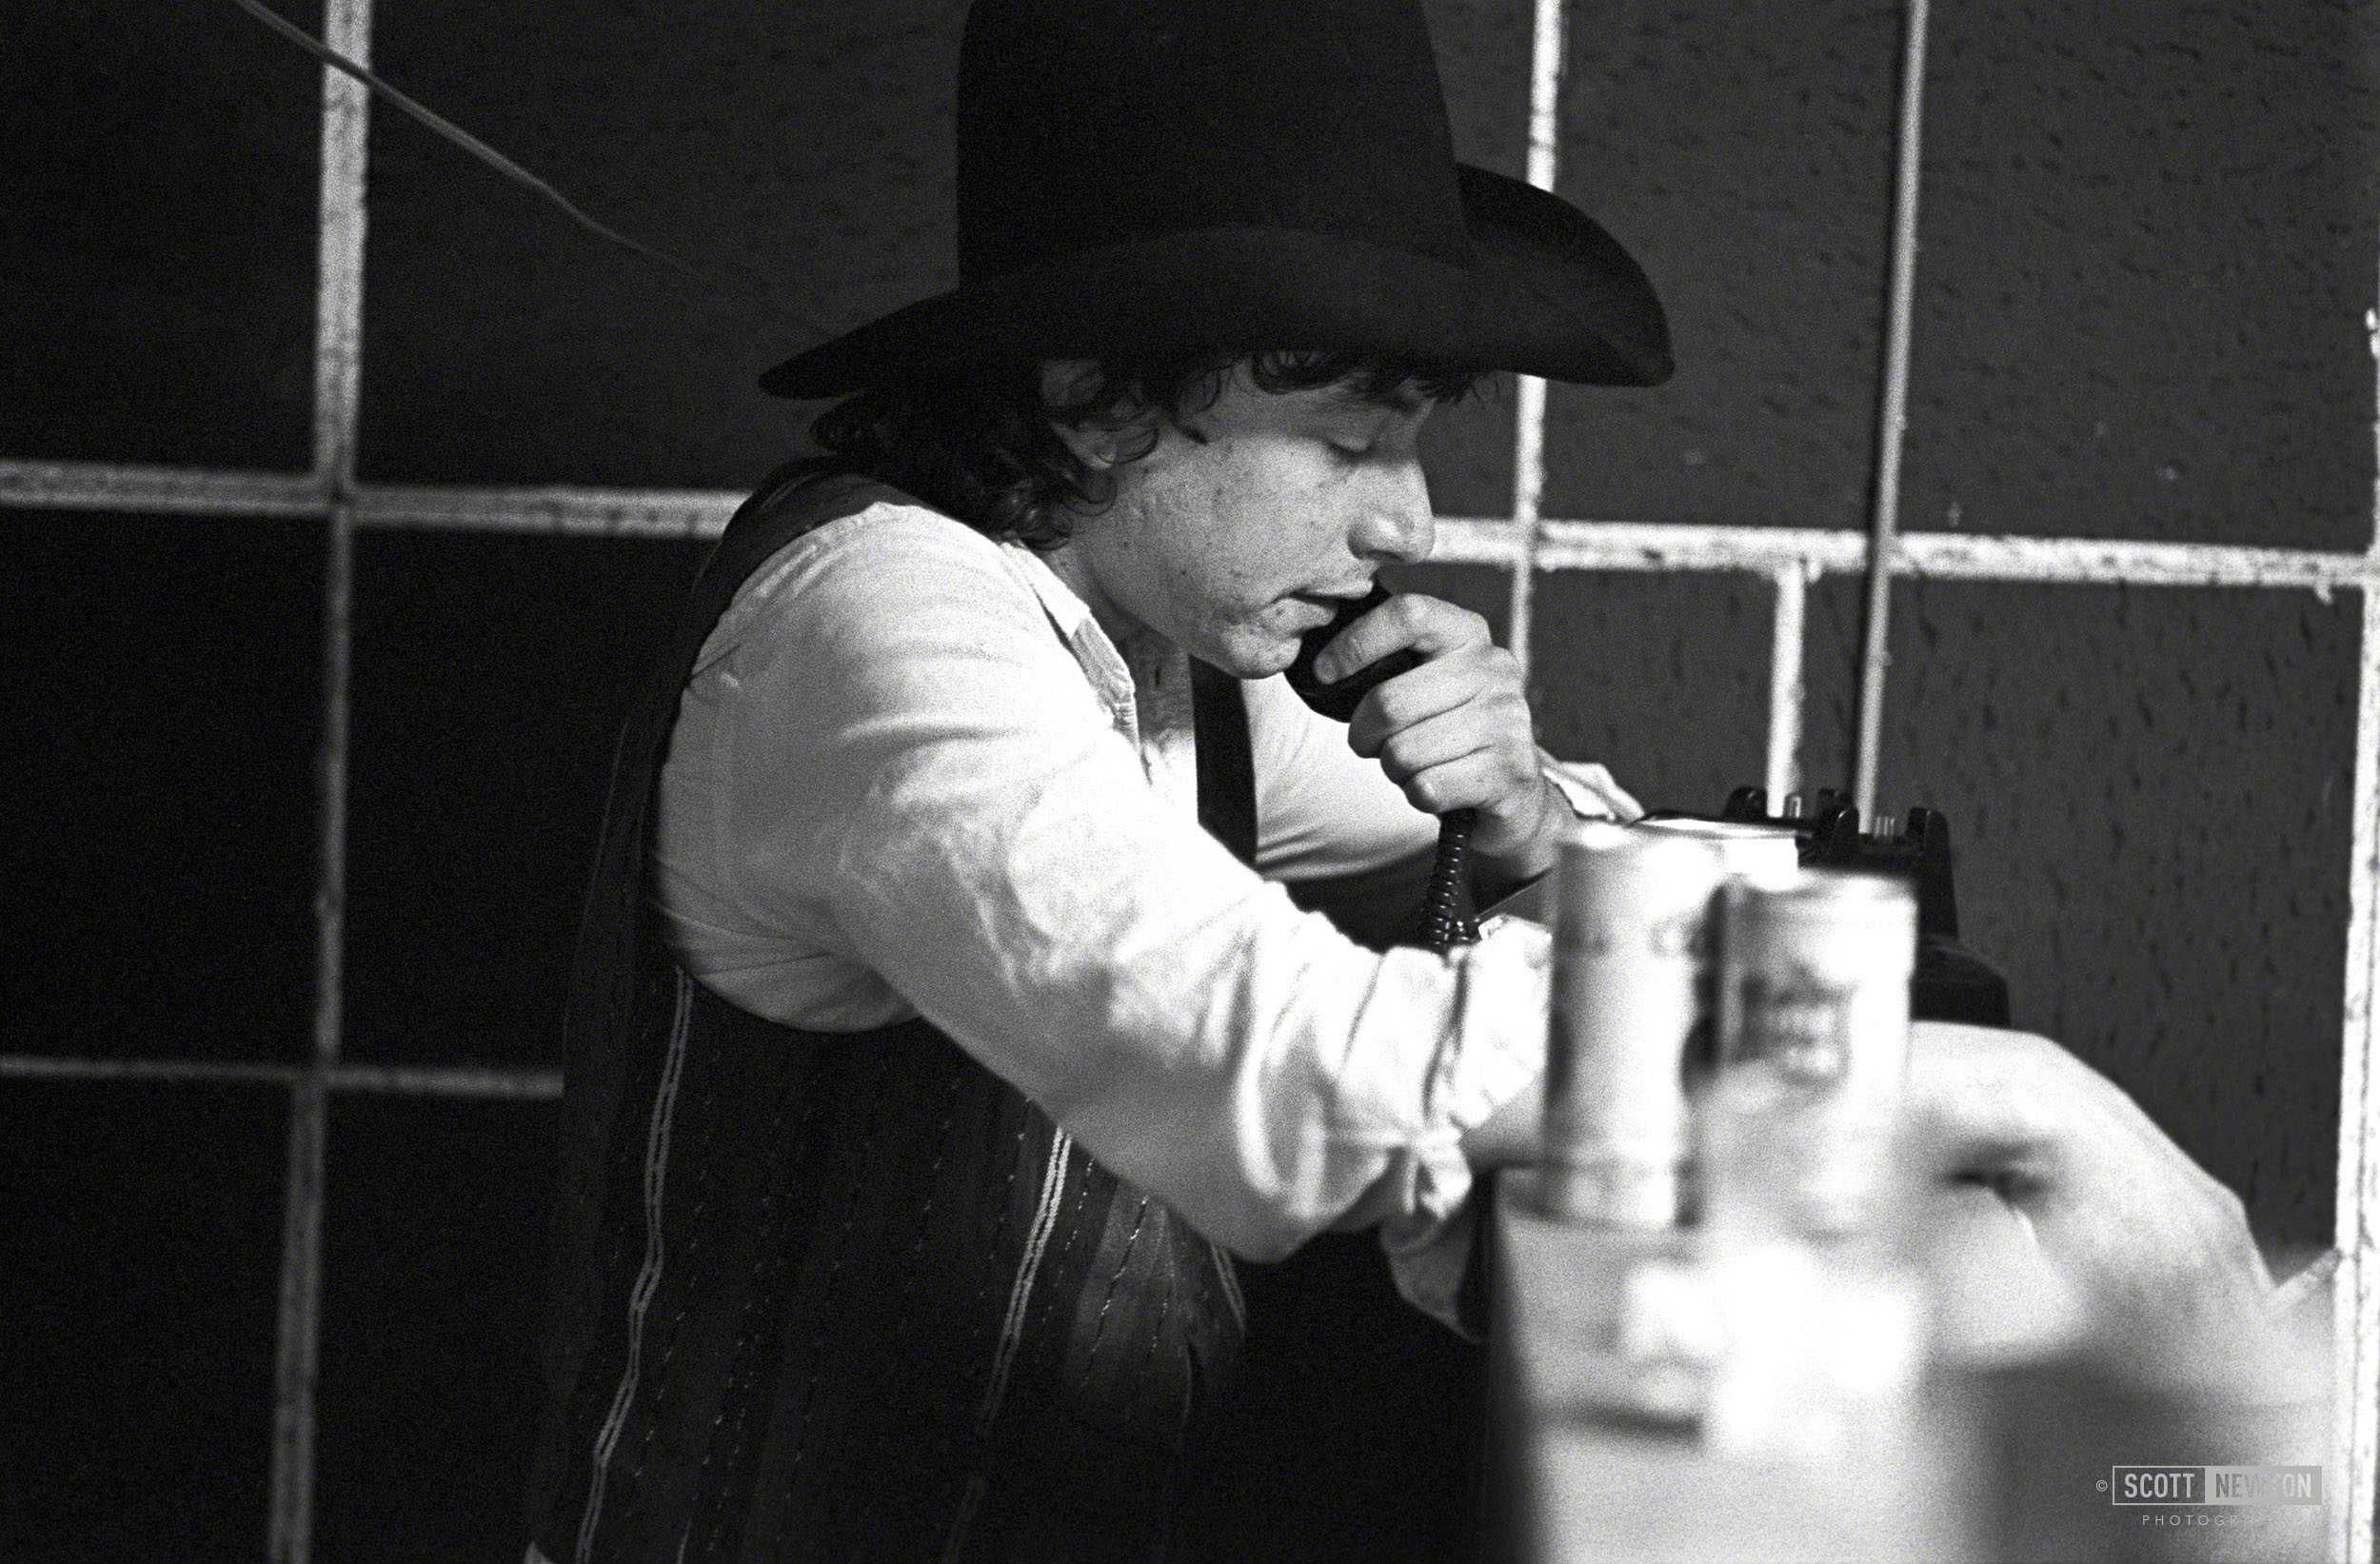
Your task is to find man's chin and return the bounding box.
[1227,639,1302,682]
[1191,627,1301,682]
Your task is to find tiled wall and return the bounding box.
[2,1,2372,1558]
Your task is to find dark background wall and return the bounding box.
[2,1,2373,1558]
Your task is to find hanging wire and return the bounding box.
[222,0,829,340]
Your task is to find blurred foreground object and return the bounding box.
[1502,787,2011,1026]
[1642,785,2012,1027]
[1488,813,2316,1561]
[1539,823,1724,1227]
[1487,1170,2329,1563]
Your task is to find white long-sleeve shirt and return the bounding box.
[652,498,1589,1321]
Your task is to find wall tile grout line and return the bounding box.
[0,461,331,516]
[1508,379,1549,681]
[267,0,375,1554]
[2331,270,2380,1564]
[2337,585,2380,1564]
[313,1061,563,1098]
[354,482,738,535]
[1502,0,1567,680]
[267,1079,328,1564]
[1764,564,1808,807]
[15,462,2376,590]
[0,1055,565,1097]
[1519,521,2380,586]
[1,1057,315,1088]
[4,462,2377,587]
[2328,234,2380,1564]
[310,4,370,499]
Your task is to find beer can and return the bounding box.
[1708,870,1916,1236]
[1540,822,1727,1227]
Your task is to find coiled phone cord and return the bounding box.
[1418,809,1479,954]
[1285,584,1486,958]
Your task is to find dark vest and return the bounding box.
[526,472,1257,1562]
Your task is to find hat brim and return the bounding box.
[758,164,1672,398]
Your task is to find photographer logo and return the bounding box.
[2107,1466,2321,1507]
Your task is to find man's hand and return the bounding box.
[1902,1022,2277,1363]
[1473,1023,2291,1391]
[1312,591,1569,881]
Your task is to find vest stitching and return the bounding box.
[963,1113,1028,1370]
[940,1474,989,1564]
[975,1127,1075,1438]
[1121,1216,1178,1431]
[682,1056,803,1560]
[844,1067,966,1536]
[621,1047,722,1495]
[770,1047,897,1558]
[574,964,696,1564]
[1021,1163,1100,1355]
[942,1127,1074,1562]
[1215,1246,1247,1333]
[1080,1197,1153,1376]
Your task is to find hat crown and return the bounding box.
[955,0,1474,280]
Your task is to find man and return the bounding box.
[526,2,2280,1559]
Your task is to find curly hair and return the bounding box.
[805,349,1487,549]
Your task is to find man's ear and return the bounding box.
[1040,359,1148,468]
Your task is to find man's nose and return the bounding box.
[1348,459,1435,564]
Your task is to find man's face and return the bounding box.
[1050,366,1439,678]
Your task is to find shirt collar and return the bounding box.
[1001,542,1193,735]
[1002,542,1136,721]
[1002,540,1099,643]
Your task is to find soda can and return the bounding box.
[1540,822,1727,1227]
[1708,870,1916,1236]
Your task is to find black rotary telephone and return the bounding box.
[1282,583,1479,954]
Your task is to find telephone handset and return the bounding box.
[1283,583,1422,721]
[1283,584,1478,953]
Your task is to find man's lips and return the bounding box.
[1285,591,1364,630]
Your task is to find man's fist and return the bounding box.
[1316,592,1568,880]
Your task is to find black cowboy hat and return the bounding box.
[759,0,1672,398]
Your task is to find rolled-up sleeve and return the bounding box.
[663,506,1545,1317]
